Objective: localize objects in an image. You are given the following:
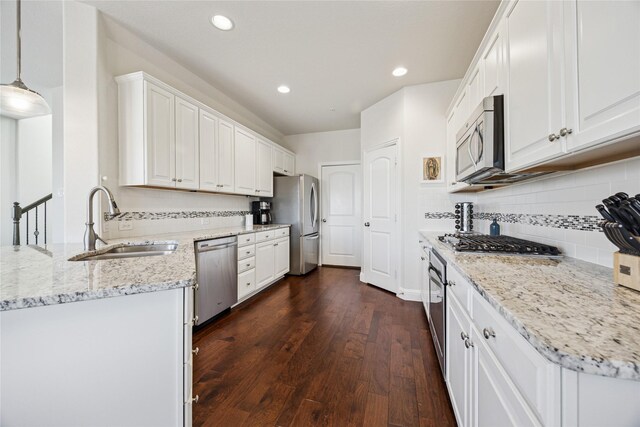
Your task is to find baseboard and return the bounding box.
[397,288,421,302]
[359,272,366,283]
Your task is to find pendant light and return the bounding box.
[0,0,51,119]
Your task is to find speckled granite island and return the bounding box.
[420,231,640,427]
[1,224,289,427]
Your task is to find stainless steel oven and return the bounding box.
[428,248,447,377]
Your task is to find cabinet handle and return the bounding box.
[483,327,496,340]
[246,263,251,267]
[193,283,199,291]
[548,133,559,142]
[460,331,469,341]
[192,347,199,356]
[464,339,474,349]
[364,222,370,227]
[193,315,198,324]
[421,256,425,261]
[255,190,260,193]
[246,282,251,286]
[284,170,288,173]
[177,179,183,182]
[189,395,199,404]
[448,280,456,287]
[246,251,251,254]
[172,178,177,182]
[274,243,279,246]
[559,127,573,137]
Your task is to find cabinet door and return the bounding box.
[283,152,295,176]
[272,147,285,173]
[467,66,484,111]
[144,82,175,187]
[175,97,199,190]
[217,119,235,193]
[447,295,471,427]
[482,25,505,98]
[256,139,273,196]
[199,109,218,191]
[504,0,566,171]
[234,128,256,195]
[471,328,540,427]
[420,253,430,316]
[274,237,290,277]
[564,0,640,152]
[255,241,275,289]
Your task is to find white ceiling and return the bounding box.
[0,0,63,93]
[95,1,498,135]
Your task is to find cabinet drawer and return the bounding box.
[274,227,290,238]
[447,266,473,316]
[238,233,255,247]
[238,244,255,260]
[255,230,276,242]
[238,268,256,300]
[238,257,255,273]
[472,291,558,424]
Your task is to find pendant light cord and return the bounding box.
[16,0,21,80]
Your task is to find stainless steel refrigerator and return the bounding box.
[270,174,319,275]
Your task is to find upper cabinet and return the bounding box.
[446,0,640,187]
[272,146,295,176]
[504,0,566,171]
[563,0,640,152]
[234,127,257,195]
[116,72,294,196]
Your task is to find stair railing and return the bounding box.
[12,193,53,246]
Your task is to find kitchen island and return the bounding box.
[420,231,640,427]
[0,224,289,427]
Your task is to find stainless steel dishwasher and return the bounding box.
[194,236,238,326]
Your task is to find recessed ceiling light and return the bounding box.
[277,85,290,94]
[392,67,408,77]
[211,15,234,31]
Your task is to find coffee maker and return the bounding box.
[251,201,272,225]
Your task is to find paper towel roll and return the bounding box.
[245,214,253,230]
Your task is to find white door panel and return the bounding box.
[363,144,397,293]
[199,109,218,191]
[217,119,235,192]
[321,164,362,267]
[175,97,199,190]
[144,82,175,187]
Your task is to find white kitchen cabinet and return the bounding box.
[283,152,295,176]
[563,0,640,153]
[504,0,566,172]
[234,128,257,195]
[175,96,199,190]
[467,66,484,112]
[481,23,505,98]
[274,237,290,278]
[447,294,472,427]
[237,268,256,300]
[256,138,273,197]
[199,110,235,193]
[272,147,285,174]
[255,240,276,289]
[143,81,176,187]
[420,249,430,317]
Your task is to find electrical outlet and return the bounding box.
[102,222,110,233]
[118,221,133,231]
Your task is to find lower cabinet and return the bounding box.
[237,228,290,301]
[446,289,555,427]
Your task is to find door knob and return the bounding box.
[364,222,370,227]
[322,218,327,223]
[548,133,559,142]
[559,127,573,137]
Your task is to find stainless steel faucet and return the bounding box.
[84,186,120,251]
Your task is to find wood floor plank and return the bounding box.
[192,267,455,427]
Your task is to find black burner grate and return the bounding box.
[439,234,560,256]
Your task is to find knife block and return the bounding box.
[614,252,640,292]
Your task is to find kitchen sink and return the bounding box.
[70,243,178,261]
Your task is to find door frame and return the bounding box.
[317,160,362,267]
[360,138,402,295]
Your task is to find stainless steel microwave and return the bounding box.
[456,95,505,184]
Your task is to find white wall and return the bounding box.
[283,129,360,177]
[17,116,52,204]
[360,79,460,297]
[473,157,640,268]
[0,117,17,245]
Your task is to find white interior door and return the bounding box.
[320,164,362,267]
[363,144,397,293]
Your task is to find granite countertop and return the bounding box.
[0,224,290,312]
[420,231,640,381]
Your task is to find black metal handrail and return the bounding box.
[12,193,52,246]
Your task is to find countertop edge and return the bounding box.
[420,231,640,381]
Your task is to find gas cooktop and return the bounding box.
[438,234,561,256]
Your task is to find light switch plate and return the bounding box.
[118,221,133,231]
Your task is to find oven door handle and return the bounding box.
[428,264,444,284]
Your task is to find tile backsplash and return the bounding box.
[422,155,640,268]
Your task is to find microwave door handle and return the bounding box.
[468,134,477,168]
[475,125,484,164]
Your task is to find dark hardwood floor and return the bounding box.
[193,266,456,427]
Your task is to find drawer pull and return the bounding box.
[483,327,496,340]
[274,243,279,246]
[464,339,474,349]
[193,315,198,324]
[246,263,251,267]
[246,282,251,286]
[448,280,456,286]
[192,347,199,356]
[460,331,469,341]
[189,395,199,404]
[246,251,251,254]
